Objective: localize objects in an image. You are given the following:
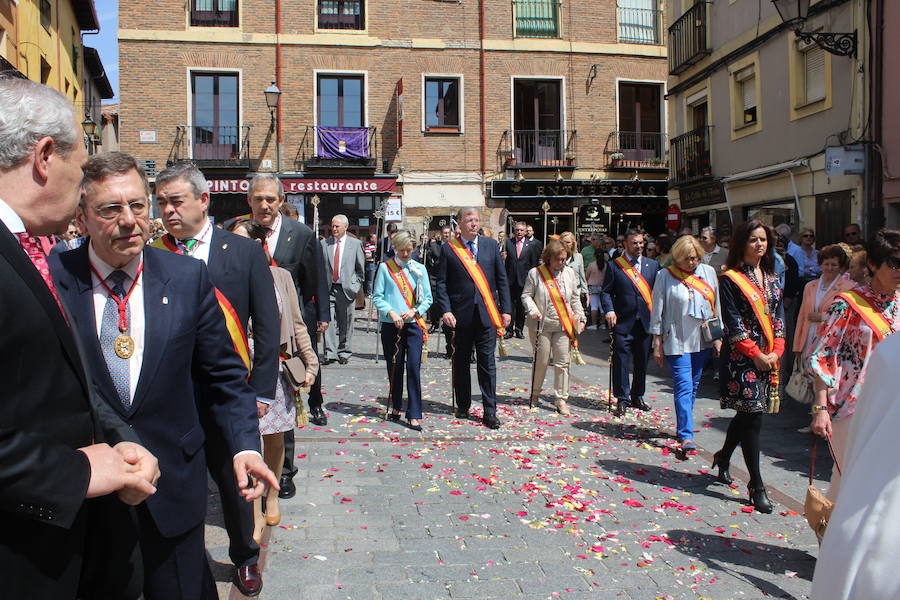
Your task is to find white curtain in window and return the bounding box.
[220,0,236,10]
[742,76,756,110]
[804,46,825,102]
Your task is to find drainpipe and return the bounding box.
[479,0,486,176]
[276,0,283,173]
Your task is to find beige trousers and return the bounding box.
[528,321,571,400]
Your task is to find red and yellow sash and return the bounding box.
[449,236,505,338]
[385,258,429,343]
[722,269,774,352]
[537,265,577,345]
[152,235,252,372]
[836,290,893,343]
[667,265,717,316]
[614,255,653,311]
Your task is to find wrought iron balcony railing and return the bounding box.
[668,2,711,75]
[169,125,250,168]
[296,125,378,170]
[669,126,712,185]
[604,131,668,168]
[500,129,576,169]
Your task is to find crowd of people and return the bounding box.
[2,76,899,600]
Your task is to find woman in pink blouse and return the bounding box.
[808,229,900,501]
[793,245,854,361]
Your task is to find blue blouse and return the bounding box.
[372,259,433,324]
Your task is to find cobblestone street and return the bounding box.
[208,315,827,600]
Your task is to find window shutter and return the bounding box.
[805,46,825,102]
[742,75,756,110]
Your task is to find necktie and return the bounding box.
[16,232,67,320]
[179,238,199,254]
[516,239,523,258]
[332,239,341,283]
[263,227,277,267]
[467,239,476,259]
[100,270,131,408]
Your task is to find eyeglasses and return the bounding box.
[801,234,815,238]
[91,200,149,220]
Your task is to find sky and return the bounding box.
[91,0,119,103]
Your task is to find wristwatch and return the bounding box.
[811,405,828,413]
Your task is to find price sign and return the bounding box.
[384,195,403,222]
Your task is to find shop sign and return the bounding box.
[679,181,725,210]
[491,179,666,199]
[207,177,397,195]
[577,203,610,236]
[383,195,403,222]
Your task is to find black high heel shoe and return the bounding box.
[711,451,734,484]
[748,485,773,514]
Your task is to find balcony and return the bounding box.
[296,125,378,170]
[513,0,561,38]
[500,129,576,170]
[668,2,710,75]
[670,126,712,185]
[604,131,668,169]
[618,7,663,45]
[168,125,251,169]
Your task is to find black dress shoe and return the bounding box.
[711,450,734,484]
[749,485,773,513]
[632,398,651,411]
[278,475,296,499]
[322,358,336,365]
[613,401,628,417]
[483,414,501,429]
[514,330,525,339]
[387,412,402,422]
[407,419,423,432]
[454,410,470,419]
[309,406,328,426]
[504,331,514,340]
[338,357,349,365]
[234,564,263,596]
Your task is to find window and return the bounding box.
[735,67,756,125]
[424,77,461,132]
[40,56,51,85]
[317,74,365,127]
[616,82,663,161]
[513,0,560,38]
[617,0,661,45]
[40,0,52,31]
[190,0,238,27]
[728,54,761,139]
[191,72,240,160]
[801,44,826,104]
[318,0,365,30]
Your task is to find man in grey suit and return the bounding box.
[321,214,365,364]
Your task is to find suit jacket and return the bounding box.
[600,253,660,334]
[521,265,586,328]
[272,217,330,328]
[51,245,261,539]
[206,227,279,400]
[434,235,512,328]
[321,235,365,300]
[374,235,395,263]
[503,237,540,288]
[425,240,443,282]
[272,267,319,380]
[792,275,855,353]
[0,222,137,598]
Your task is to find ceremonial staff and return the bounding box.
[528,317,545,410]
[371,200,385,362]
[382,325,403,420]
[608,329,614,413]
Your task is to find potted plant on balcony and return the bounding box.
[609,152,625,167]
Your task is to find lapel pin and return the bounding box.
[162,296,169,305]
[222,243,228,250]
[287,236,292,243]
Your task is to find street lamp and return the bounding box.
[81,114,97,136]
[771,0,856,57]
[264,81,282,173]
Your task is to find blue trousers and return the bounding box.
[665,348,711,442]
[381,321,424,419]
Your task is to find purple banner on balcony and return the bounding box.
[316,127,369,159]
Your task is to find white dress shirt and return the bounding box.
[266,213,283,257]
[0,197,26,236]
[183,218,214,264]
[88,244,145,401]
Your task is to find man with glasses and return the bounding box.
[50,152,277,600]
[698,227,726,273]
[843,223,863,246]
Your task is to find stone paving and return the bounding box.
[207,314,827,599]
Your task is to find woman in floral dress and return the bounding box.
[808,229,900,501]
[713,220,786,513]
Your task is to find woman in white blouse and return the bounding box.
[649,235,722,456]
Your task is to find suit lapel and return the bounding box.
[272,219,294,267]
[131,251,173,411]
[207,227,228,279]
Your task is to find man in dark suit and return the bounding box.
[502,220,540,339]
[246,174,330,499]
[425,225,451,334]
[600,229,660,417]
[51,152,277,600]
[154,163,279,596]
[434,208,512,429]
[375,221,398,263]
[321,214,365,364]
[0,77,159,600]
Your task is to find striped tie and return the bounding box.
[100,270,131,408]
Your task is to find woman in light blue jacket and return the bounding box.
[649,235,722,456]
[372,229,433,431]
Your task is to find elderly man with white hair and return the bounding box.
[321,214,365,364]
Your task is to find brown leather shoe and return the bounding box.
[234,564,263,597]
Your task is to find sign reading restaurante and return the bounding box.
[207,177,397,195]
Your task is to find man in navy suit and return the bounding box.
[51,153,278,600]
[434,208,512,429]
[502,221,540,339]
[154,163,279,596]
[600,229,659,417]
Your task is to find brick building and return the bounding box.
[119,0,668,240]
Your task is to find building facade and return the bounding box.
[870,0,900,230]
[665,0,870,245]
[118,0,668,241]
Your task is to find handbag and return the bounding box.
[281,356,307,391]
[701,317,723,342]
[805,436,841,540]
[786,355,814,404]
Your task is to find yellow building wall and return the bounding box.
[16,0,86,107]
